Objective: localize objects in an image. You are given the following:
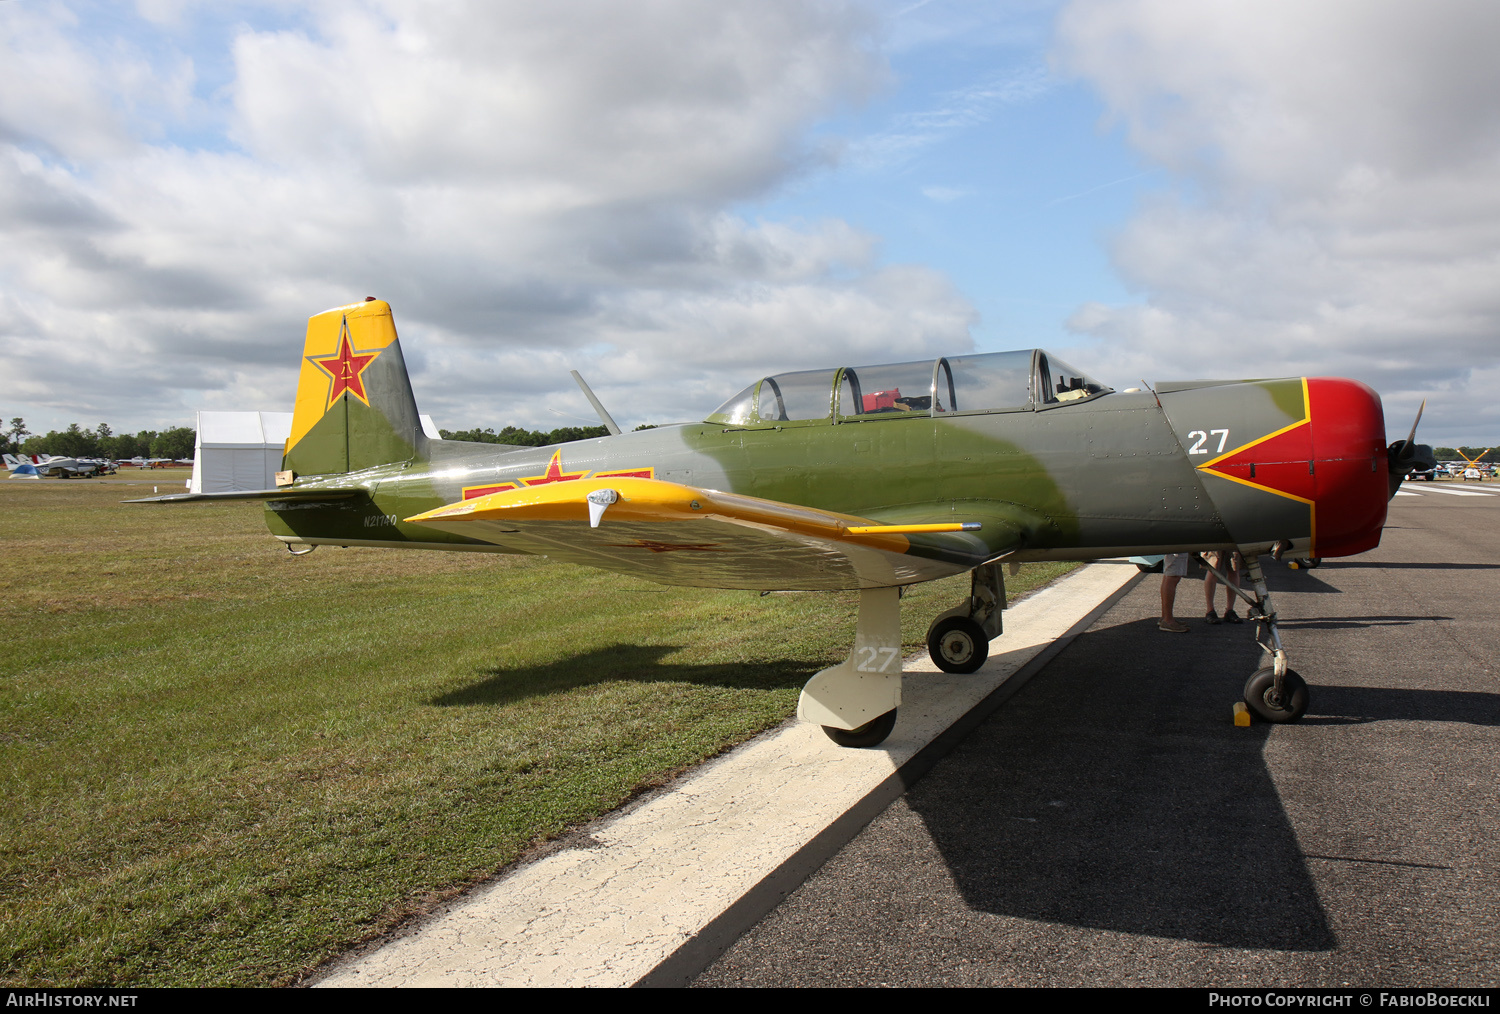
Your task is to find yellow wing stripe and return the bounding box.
[405,477,941,553]
[845,523,980,534]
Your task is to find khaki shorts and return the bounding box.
[1164,553,1190,577]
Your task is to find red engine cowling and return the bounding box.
[1197,377,1389,558]
[1306,377,1389,557]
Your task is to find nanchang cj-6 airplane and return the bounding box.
[134,298,1434,747]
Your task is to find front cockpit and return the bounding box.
[706,350,1111,426]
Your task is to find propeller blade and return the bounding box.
[1387,400,1436,499]
[1404,400,1426,454]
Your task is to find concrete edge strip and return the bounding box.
[633,566,1148,988]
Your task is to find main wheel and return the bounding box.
[1136,560,1164,573]
[1243,667,1309,723]
[822,709,898,748]
[927,616,989,674]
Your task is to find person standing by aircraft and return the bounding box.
[1159,553,1190,632]
[1204,551,1244,624]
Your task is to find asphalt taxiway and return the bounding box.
[693,484,1500,987]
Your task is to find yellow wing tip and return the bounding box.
[845,522,981,535]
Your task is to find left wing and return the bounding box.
[404,477,1004,590]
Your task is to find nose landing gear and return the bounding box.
[1201,552,1310,723]
[1244,666,1309,722]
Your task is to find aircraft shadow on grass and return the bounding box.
[903,615,1339,952]
[428,644,810,708]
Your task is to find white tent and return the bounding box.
[190,411,442,493]
[190,412,293,493]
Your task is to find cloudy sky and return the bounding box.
[2,0,1496,446]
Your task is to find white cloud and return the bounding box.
[0,1,977,434]
[1054,0,1500,445]
[921,186,968,203]
[848,63,1053,170]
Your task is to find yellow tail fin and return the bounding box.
[283,299,427,478]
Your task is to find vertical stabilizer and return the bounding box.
[283,299,428,477]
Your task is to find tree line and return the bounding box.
[439,423,655,446]
[3,419,195,460]
[1432,446,1494,461]
[2,417,658,460]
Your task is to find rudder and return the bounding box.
[284,299,427,477]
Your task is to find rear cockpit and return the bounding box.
[706,350,1111,426]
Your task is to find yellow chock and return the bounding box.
[1233,701,1251,727]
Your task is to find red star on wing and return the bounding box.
[521,451,589,486]
[308,322,382,409]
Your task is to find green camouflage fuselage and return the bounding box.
[234,300,1391,591]
[266,377,1353,588]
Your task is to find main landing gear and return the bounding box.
[1200,551,1310,723]
[797,562,1011,749]
[798,586,904,748]
[926,561,1006,674]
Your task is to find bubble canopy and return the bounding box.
[705,350,1111,426]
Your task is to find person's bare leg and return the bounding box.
[1159,555,1190,632]
[1162,574,1182,621]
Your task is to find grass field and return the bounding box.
[0,475,1076,986]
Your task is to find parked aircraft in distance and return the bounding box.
[1454,448,1492,477]
[4,453,111,478]
[4,454,40,478]
[133,299,1434,747]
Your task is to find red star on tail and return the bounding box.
[308,322,382,409]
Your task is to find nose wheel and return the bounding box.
[1202,551,1314,724]
[1243,667,1308,723]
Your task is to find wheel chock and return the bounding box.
[1233,701,1251,727]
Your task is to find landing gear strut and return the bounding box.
[798,586,903,748]
[1199,551,1310,723]
[925,561,1006,674]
